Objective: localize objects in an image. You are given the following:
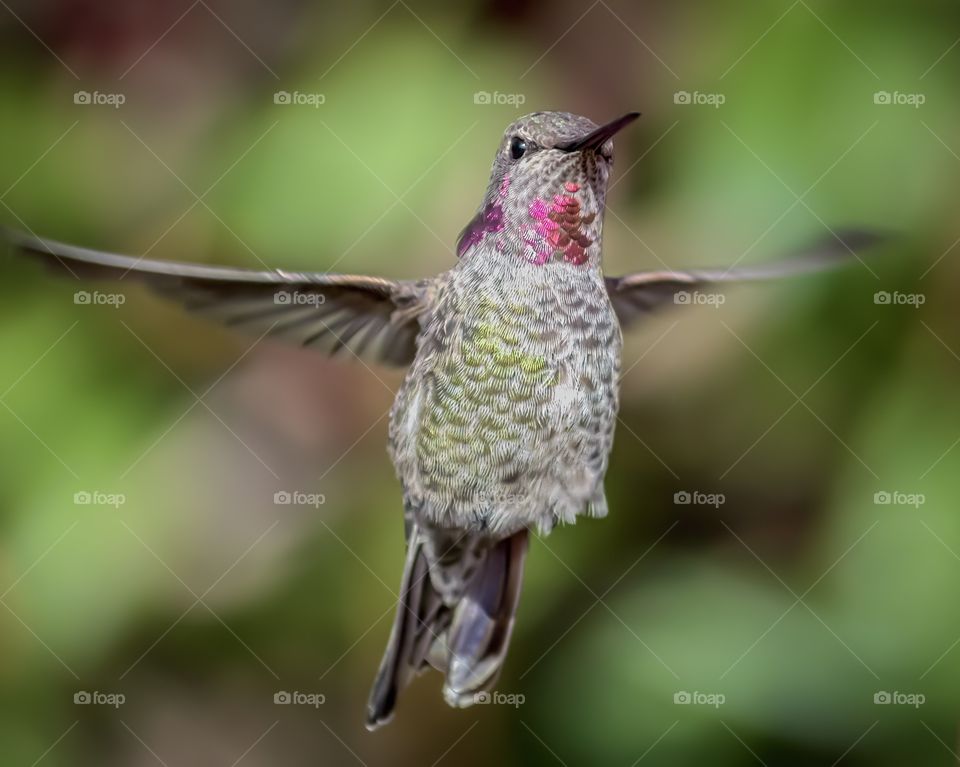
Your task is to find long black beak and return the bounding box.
[556,112,641,153]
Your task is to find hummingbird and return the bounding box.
[3,111,881,729]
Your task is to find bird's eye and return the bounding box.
[509,136,527,160]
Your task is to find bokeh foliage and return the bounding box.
[1,1,958,764]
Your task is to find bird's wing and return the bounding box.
[605,229,885,330]
[4,229,431,366]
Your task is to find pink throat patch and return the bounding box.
[523,182,595,265]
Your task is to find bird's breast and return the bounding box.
[413,268,617,441]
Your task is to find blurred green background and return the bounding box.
[1,0,958,764]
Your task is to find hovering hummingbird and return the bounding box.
[4,111,880,729]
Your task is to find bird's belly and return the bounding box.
[390,285,621,535]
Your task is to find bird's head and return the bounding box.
[457,111,639,267]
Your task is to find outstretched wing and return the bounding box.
[4,229,431,366]
[605,229,885,329]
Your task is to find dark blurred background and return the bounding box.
[1,0,958,764]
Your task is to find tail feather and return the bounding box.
[365,528,442,729]
[444,531,528,706]
[365,526,529,729]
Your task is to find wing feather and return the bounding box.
[3,229,431,366]
[605,229,886,329]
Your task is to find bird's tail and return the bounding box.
[365,525,529,729]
